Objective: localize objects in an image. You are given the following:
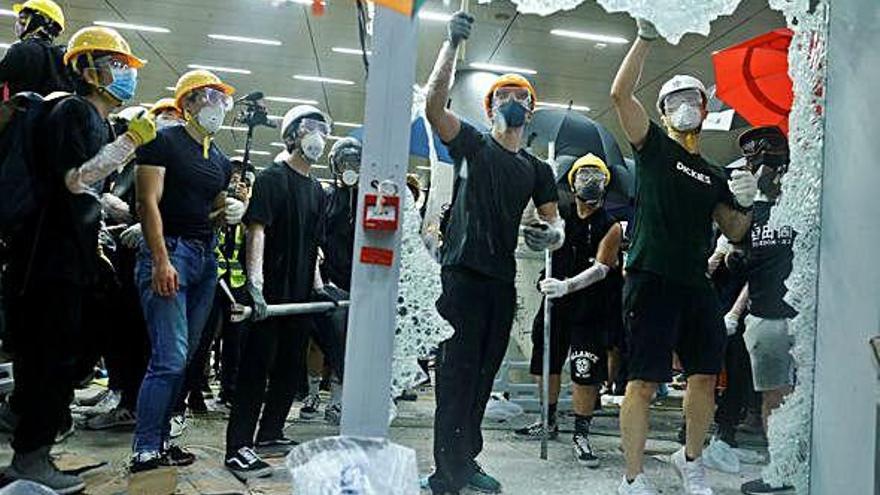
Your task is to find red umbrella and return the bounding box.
[712,28,793,135]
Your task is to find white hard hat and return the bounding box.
[656,75,708,114]
[115,105,149,121]
[280,104,328,140]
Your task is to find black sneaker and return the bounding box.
[718,423,739,448]
[160,444,196,467]
[299,393,321,420]
[130,451,163,474]
[466,462,501,494]
[741,479,794,494]
[255,437,298,458]
[513,420,558,440]
[225,447,272,480]
[572,433,599,468]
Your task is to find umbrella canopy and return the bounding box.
[526,108,607,164]
[712,28,793,134]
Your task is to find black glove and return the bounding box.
[312,287,341,307]
[246,282,269,321]
[447,11,474,48]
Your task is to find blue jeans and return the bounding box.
[133,237,217,453]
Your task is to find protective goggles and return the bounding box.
[663,89,703,113]
[192,86,234,111]
[493,87,532,107]
[93,55,132,72]
[573,167,607,190]
[296,118,331,137]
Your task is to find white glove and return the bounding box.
[636,18,659,41]
[723,312,740,336]
[100,193,133,224]
[728,170,758,209]
[539,278,569,299]
[225,197,246,225]
[120,223,143,249]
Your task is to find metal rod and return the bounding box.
[231,300,351,323]
[541,141,556,461]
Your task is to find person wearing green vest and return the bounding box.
[610,19,758,495]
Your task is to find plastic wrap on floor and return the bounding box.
[0,481,57,495]
[761,1,829,493]
[391,189,452,400]
[286,436,418,495]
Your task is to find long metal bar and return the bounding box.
[340,5,419,438]
[541,142,556,460]
[230,301,351,323]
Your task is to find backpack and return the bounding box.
[0,91,63,233]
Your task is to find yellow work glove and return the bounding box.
[126,112,157,147]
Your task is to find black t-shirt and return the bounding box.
[0,37,72,96]
[551,205,619,322]
[10,96,110,287]
[745,200,798,319]
[321,184,356,291]
[244,162,327,303]
[441,122,558,282]
[136,126,232,240]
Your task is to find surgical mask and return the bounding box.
[196,104,226,135]
[341,169,359,187]
[300,132,326,162]
[494,100,528,130]
[668,103,703,132]
[105,66,138,102]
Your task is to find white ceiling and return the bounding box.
[1,0,785,178]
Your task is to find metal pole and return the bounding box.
[340,5,419,438]
[541,141,556,460]
[230,301,350,323]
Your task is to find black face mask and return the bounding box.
[496,100,528,128]
[747,152,788,174]
[575,182,605,207]
[757,166,783,198]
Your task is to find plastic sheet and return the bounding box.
[702,437,741,474]
[484,393,525,422]
[286,436,419,495]
[0,481,57,495]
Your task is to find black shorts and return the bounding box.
[623,269,726,383]
[529,303,608,386]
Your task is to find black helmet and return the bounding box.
[329,137,362,185]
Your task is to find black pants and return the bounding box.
[8,279,84,453]
[219,289,248,402]
[715,328,755,428]
[309,285,349,380]
[104,245,149,411]
[430,267,516,493]
[225,314,311,455]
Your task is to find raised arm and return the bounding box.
[425,12,472,143]
[136,165,177,297]
[610,21,658,149]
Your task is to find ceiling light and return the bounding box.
[220,125,248,131]
[165,86,176,91]
[550,29,628,44]
[264,96,319,105]
[208,34,282,46]
[332,47,372,56]
[293,75,355,85]
[469,62,537,75]
[416,166,432,171]
[140,102,154,107]
[419,11,453,22]
[93,21,170,33]
[235,149,271,156]
[267,115,283,121]
[326,135,344,141]
[287,0,324,5]
[335,122,362,128]
[270,142,287,148]
[0,9,15,17]
[0,43,11,49]
[188,64,251,75]
[313,165,329,169]
[536,101,591,112]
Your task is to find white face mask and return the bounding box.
[196,104,226,135]
[300,132,326,163]
[668,103,703,132]
[156,115,181,130]
[341,169,359,187]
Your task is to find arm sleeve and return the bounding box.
[443,121,482,174]
[135,133,167,168]
[243,171,275,227]
[532,160,559,207]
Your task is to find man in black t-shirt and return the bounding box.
[717,127,797,495]
[3,26,155,493]
[424,13,563,494]
[224,104,331,480]
[0,0,72,97]
[515,154,623,469]
[132,69,240,474]
[611,19,758,495]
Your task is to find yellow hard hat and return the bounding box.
[13,0,65,31]
[568,153,611,188]
[64,26,145,69]
[149,97,180,116]
[174,69,236,110]
[484,73,537,113]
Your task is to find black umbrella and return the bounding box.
[526,108,606,164]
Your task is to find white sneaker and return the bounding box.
[617,474,658,495]
[671,447,714,495]
[169,414,187,438]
